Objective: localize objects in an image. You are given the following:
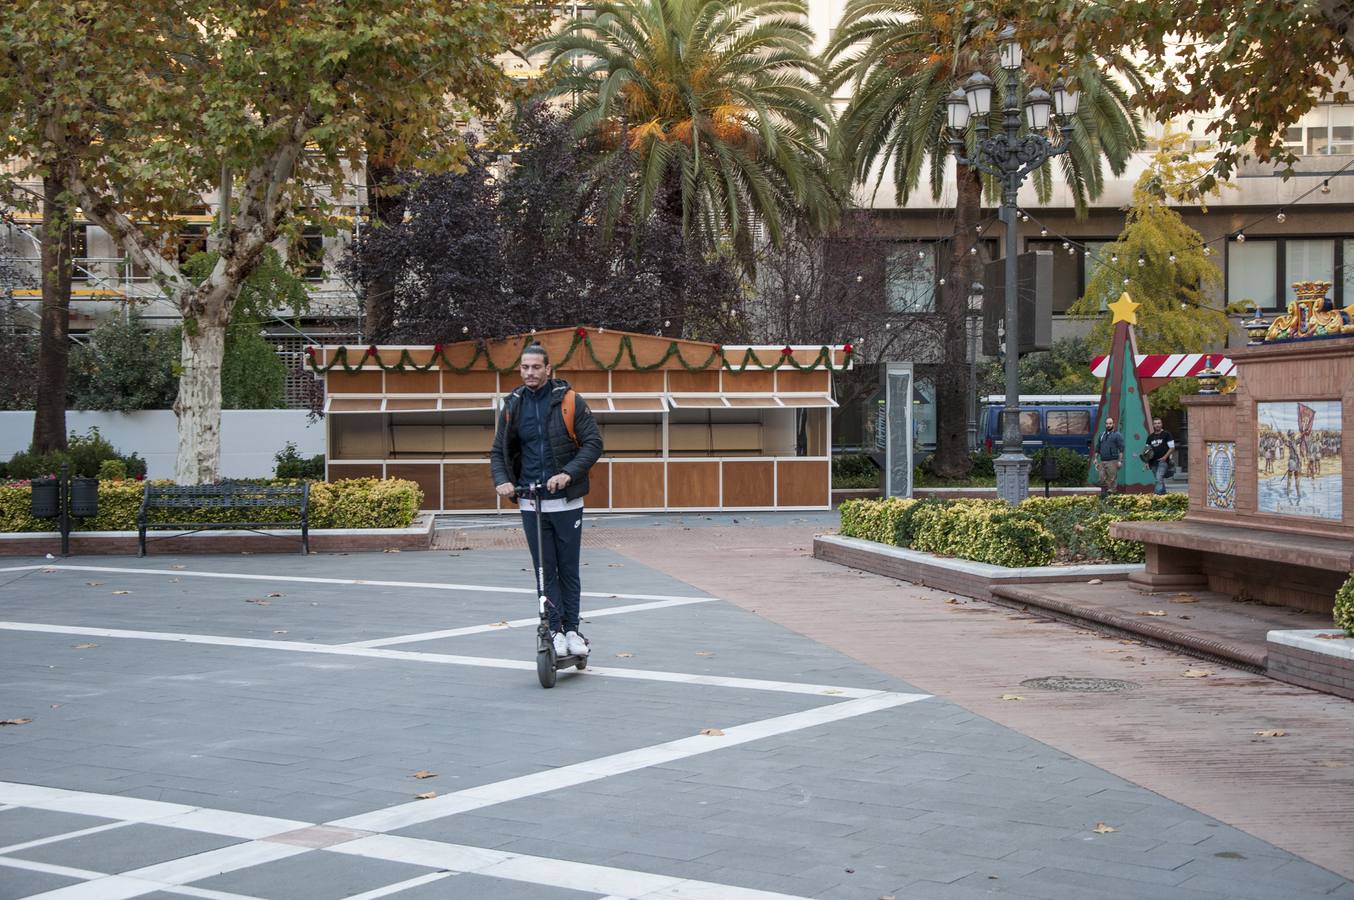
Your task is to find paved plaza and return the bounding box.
[1,519,1352,899]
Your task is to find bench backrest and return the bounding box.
[140,482,309,512]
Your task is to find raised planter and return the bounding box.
[1266,630,1354,700]
[0,514,436,556]
[813,533,1138,601]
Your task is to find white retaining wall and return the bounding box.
[0,411,325,480]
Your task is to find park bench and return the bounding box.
[137,482,310,557]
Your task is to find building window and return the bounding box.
[886,242,936,313]
[298,227,325,281]
[1046,409,1091,437]
[1227,237,1349,311]
[1227,239,1278,310]
[1280,104,1354,156]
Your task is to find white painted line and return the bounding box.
[0,855,106,881]
[0,564,713,604]
[342,596,719,648]
[342,871,457,899]
[0,622,885,698]
[162,885,267,900]
[330,691,926,833]
[120,841,308,888]
[0,819,135,855]
[329,834,811,899]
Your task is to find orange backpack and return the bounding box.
[561,389,579,446]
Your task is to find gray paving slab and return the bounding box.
[4,823,242,873]
[0,807,115,847]
[0,548,1349,900]
[0,864,85,900]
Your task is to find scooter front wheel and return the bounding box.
[537,648,558,688]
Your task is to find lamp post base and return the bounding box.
[994,452,1031,505]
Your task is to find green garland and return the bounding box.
[305,329,853,375]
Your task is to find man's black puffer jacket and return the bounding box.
[490,378,604,501]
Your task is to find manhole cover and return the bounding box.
[1020,676,1140,693]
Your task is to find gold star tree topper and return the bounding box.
[1108,292,1139,325]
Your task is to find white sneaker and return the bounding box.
[551,632,568,656]
[565,631,589,656]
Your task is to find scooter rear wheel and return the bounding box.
[537,648,557,688]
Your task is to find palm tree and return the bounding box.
[825,3,1144,476]
[531,0,839,333]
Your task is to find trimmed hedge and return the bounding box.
[1335,573,1354,637]
[840,493,1186,566]
[0,478,423,533]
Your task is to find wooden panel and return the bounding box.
[441,371,500,393]
[776,459,829,507]
[610,461,665,508]
[722,461,774,507]
[387,463,442,510]
[569,371,610,393]
[385,370,441,393]
[327,464,383,480]
[610,370,666,393]
[667,370,720,392]
[587,461,610,509]
[327,370,383,393]
[667,461,720,507]
[777,369,830,392]
[386,398,440,412]
[330,398,383,412]
[443,463,496,510]
[722,370,773,392]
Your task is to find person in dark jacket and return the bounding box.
[490,344,604,657]
[1093,416,1125,496]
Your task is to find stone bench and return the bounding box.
[1111,518,1353,614]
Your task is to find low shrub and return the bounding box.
[910,499,1055,567]
[839,497,916,544]
[1030,446,1090,485]
[1333,573,1354,637]
[274,442,326,480]
[5,427,145,479]
[968,449,996,478]
[98,459,128,481]
[0,477,423,532]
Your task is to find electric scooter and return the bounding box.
[516,482,589,688]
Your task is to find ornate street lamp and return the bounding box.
[944,26,1080,504]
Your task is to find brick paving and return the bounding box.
[0,517,1351,898]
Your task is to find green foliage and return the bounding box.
[69,315,178,411]
[274,443,325,480]
[1031,447,1090,486]
[832,453,880,489]
[530,0,837,264]
[982,337,1101,397]
[1334,574,1354,638]
[0,326,38,410]
[1070,133,1229,352]
[5,427,143,479]
[220,325,286,409]
[0,478,421,532]
[1019,495,1186,562]
[968,450,996,478]
[839,497,916,544]
[97,458,128,480]
[910,500,1057,567]
[182,249,309,325]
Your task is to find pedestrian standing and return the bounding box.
[1093,416,1125,496]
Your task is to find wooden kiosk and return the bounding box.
[310,328,849,513]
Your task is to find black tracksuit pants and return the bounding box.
[521,505,584,633]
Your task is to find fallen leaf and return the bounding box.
[383,548,401,553]
[1103,648,1125,653]
[1087,578,1103,585]
[999,694,1024,701]
[1314,633,1349,640]
[1178,615,1193,620]
[607,563,624,568]
[1092,822,1117,834]
[1139,610,1167,617]
[273,630,288,635]
[72,643,97,650]
[85,581,104,587]
[1182,668,1213,678]
[267,592,284,598]
[414,791,437,800]
[50,704,60,709]
[1253,729,1287,738]
[170,564,186,570]
[412,770,438,779]
[0,718,32,726]
[615,651,634,658]
[700,728,725,736]
[1170,593,1200,603]
[821,689,843,695]
[491,621,508,627]
[245,598,271,606]
[695,651,715,657]
[945,597,961,604]
[1119,639,1141,645]
[111,590,130,595]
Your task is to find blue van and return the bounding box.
[980,395,1101,456]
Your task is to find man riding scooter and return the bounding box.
[490,343,604,658]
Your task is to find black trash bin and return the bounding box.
[1041,452,1059,482]
[70,477,99,518]
[30,477,59,519]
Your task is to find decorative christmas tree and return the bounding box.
[1087,293,1155,492]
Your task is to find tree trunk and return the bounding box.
[930,164,984,478]
[32,175,73,452]
[173,307,229,483]
[364,157,401,341]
